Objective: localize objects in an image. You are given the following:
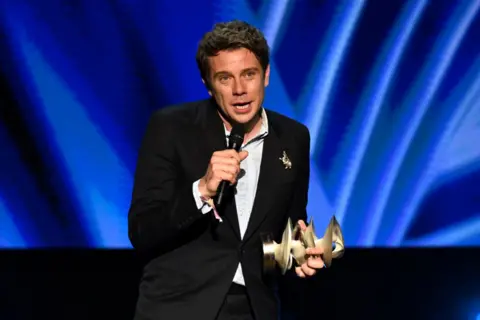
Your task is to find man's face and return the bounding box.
[205,48,270,129]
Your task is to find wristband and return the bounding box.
[200,196,223,222]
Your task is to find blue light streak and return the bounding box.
[299,0,365,155]
[0,198,26,248]
[365,0,480,246]
[258,0,293,52]
[389,62,480,245]
[333,0,427,227]
[11,22,132,248]
[403,215,480,246]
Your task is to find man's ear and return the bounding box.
[201,78,212,96]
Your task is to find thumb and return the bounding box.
[297,220,307,231]
[239,150,249,161]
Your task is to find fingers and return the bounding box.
[306,256,325,269]
[211,154,240,166]
[295,267,306,278]
[239,150,249,160]
[209,150,248,185]
[213,149,248,163]
[210,160,241,185]
[214,169,238,185]
[301,263,316,277]
[306,247,324,256]
[211,163,240,177]
[296,256,325,278]
[297,220,307,231]
[306,248,325,269]
[203,150,249,196]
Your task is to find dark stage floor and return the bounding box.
[1,248,479,320]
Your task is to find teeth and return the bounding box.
[234,103,250,109]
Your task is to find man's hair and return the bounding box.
[196,20,270,88]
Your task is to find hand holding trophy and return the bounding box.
[262,216,345,275]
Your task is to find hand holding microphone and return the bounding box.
[198,125,247,207]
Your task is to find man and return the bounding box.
[128,20,325,320]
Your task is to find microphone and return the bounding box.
[216,124,245,208]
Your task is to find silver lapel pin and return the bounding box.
[279,151,292,169]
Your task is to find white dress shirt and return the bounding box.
[192,109,269,286]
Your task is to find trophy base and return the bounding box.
[261,233,278,274]
[261,219,293,275]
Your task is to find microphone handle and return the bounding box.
[215,180,229,208]
[215,141,242,208]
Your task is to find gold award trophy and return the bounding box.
[262,216,345,274]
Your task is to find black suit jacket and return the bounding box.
[128,98,311,320]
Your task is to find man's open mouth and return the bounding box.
[232,102,251,110]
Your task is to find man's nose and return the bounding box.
[232,79,247,95]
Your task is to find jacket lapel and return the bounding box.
[242,120,285,242]
[200,98,227,157]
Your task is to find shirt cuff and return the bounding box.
[192,179,213,214]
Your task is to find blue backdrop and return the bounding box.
[0,0,479,248]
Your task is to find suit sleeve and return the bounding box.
[128,111,206,253]
[288,125,310,224]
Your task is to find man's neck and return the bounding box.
[244,116,263,143]
[219,112,263,144]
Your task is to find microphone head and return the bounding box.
[228,124,245,149]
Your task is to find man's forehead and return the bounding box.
[209,49,259,71]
